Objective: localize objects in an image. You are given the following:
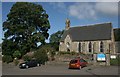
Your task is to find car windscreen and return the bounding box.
[70,60,78,63]
[25,61,30,64]
[80,59,86,62]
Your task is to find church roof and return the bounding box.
[60,22,112,41]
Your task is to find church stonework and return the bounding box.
[60,39,115,54]
[59,19,116,66]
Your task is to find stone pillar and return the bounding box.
[106,54,110,66]
[93,54,97,66]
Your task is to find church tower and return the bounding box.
[65,18,70,30]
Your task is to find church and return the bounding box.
[59,19,116,55]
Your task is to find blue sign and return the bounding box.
[97,53,106,61]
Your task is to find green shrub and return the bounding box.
[23,55,32,61]
[50,51,56,57]
[59,51,78,55]
[2,55,13,63]
[66,51,71,54]
[59,51,71,55]
[70,51,76,55]
[13,59,19,66]
[13,50,21,59]
[34,48,48,65]
[110,57,120,66]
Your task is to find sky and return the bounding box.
[0,1,2,43]
[1,1,119,43]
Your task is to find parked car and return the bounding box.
[19,60,41,69]
[69,58,88,69]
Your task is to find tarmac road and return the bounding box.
[2,61,119,75]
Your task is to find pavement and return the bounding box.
[0,61,2,76]
[0,55,2,76]
[2,61,119,75]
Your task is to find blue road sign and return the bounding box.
[97,53,106,61]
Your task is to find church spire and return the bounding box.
[65,18,70,30]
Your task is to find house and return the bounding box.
[59,19,116,55]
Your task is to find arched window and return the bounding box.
[66,42,70,52]
[66,42,70,48]
[100,41,104,52]
[89,42,92,52]
[67,48,70,52]
[79,42,81,53]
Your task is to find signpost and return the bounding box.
[97,53,106,61]
[110,55,116,59]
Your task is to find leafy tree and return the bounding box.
[0,43,2,52]
[49,30,64,51]
[23,55,32,61]
[49,30,64,43]
[2,39,18,55]
[40,44,55,53]
[2,55,13,63]
[38,44,56,61]
[2,2,50,56]
[114,28,120,41]
[13,50,21,59]
[34,48,48,64]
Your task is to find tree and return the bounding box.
[2,39,18,55]
[0,43,2,52]
[2,55,13,63]
[40,44,54,53]
[34,48,48,64]
[49,30,64,51]
[2,2,50,56]
[38,44,56,61]
[114,28,120,41]
[13,50,21,59]
[49,30,64,43]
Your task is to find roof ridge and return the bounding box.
[70,22,112,29]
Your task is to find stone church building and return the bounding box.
[59,19,116,57]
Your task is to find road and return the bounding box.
[2,61,119,75]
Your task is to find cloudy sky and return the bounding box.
[1,1,119,43]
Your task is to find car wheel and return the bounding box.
[26,65,29,69]
[37,63,40,66]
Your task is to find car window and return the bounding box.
[25,61,30,64]
[80,59,86,62]
[70,60,78,63]
[31,60,37,63]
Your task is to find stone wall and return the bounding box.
[115,42,120,53]
[59,35,72,52]
[72,40,114,54]
[71,42,79,52]
[59,36,115,55]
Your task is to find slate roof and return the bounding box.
[60,22,112,41]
